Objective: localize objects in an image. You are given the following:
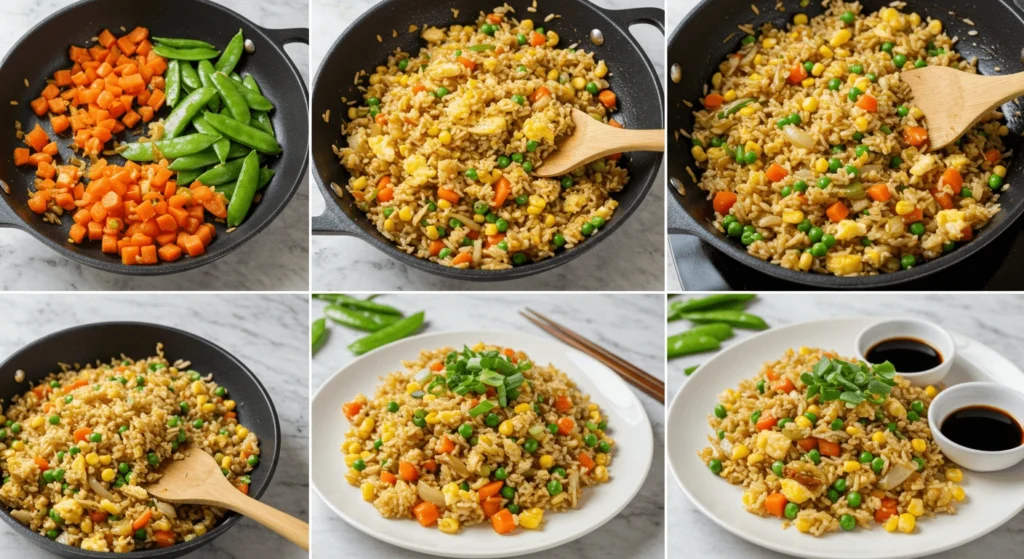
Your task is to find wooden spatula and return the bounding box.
[143,446,309,551]
[902,66,1023,151]
[532,108,664,177]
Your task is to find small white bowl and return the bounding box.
[927,382,1024,472]
[855,319,955,386]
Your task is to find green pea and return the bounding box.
[840,513,856,531]
[890,156,903,168]
[848,87,862,101]
[148,452,160,467]
[793,180,808,193]
[784,502,800,519]
[803,61,814,73]
[990,173,1004,189]
[804,411,818,424]
[849,63,863,74]
[716,429,725,440]
[810,243,827,257]
[50,380,60,388]
[180,402,190,413]
[708,459,723,474]
[247,455,259,467]
[828,78,842,90]
[808,227,824,243]
[831,418,843,430]
[943,241,957,253]
[481,23,496,36]
[742,35,755,45]
[485,413,501,428]
[64,396,73,404]
[48,415,60,425]
[714,404,727,418]
[797,219,811,233]
[866,72,878,82]
[512,252,528,265]
[374,438,383,450]
[893,54,907,68]
[398,58,409,71]
[465,168,478,180]
[547,479,563,495]
[47,529,59,539]
[413,416,426,427]
[750,410,762,423]
[827,488,840,502]
[744,151,758,165]
[827,158,841,173]
[881,42,894,54]
[387,401,399,413]
[855,145,869,157]
[756,380,766,394]
[910,222,925,236]
[914,59,927,68]
[561,176,574,189]
[832,145,845,154]
[553,233,565,248]
[547,423,559,435]
[497,155,511,169]
[585,82,599,95]
[913,456,926,471]
[841,11,855,24]
[817,176,832,188]
[458,423,473,439]
[771,461,785,477]
[597,440,611,453]
[582,223,595,236]
[495,467,508,480]
[522,161,534,173]
[871,456,886,473]
[807,449,821,464]
[901,254,916,269]
[500,485,515,500]
[524,439,538,453]
[834,478,848,493]
[822,234,836,248]
[910,400,925,414]
[88,433,102,443]
[727,221,743,237]
[526,140,539,152]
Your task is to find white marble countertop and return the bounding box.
[309,0,666,291]
[0,0,310,291]
[310,293,665,558]
[0,294,310,558]
[666,293,1024,558]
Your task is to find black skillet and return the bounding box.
[667,0,1024,289]
[0,0,308,276]
[311,0,664,281]
[0,322,281,559]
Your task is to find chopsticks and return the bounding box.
[520,308,664,402]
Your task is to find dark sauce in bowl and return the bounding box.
[940,405,1024,452]
[865,337,942,372]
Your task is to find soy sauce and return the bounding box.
[940,406,1024,451]
[865,337,942,372]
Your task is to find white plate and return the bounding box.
[667,318,1024,559]
[312,330,654,558]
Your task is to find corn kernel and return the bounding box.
[520,508,544,529]
[236,426,249,438]
[596,453,608,465]
[30,416,44,429]
[872,431,886,444]
[998,125,1010,136]
[806,405,820,416]
[344,453,359,467]
[439,517,460,534]
[952,485,966,501]
[855,117,870,132]
[831,29,852,47]
[801,98,819,114]
[842,460,861,473]
[925,385,937,397]
[521,19,534,31]
[731,444,750,460]
[738,105,756,117]
[192,380,206,395]
[845,426,862,436]
[815,158,829,173]
[196,395,209,406]
[795,416,812,429]
[712,72,723,89]
[526,205,543,216]
[221,456,232,470]
[426,411,440,425]
[910,107,924,119]
[895,201,915,216]
[347,107,358,120]
[538,455,555,469]
[499,420,514,436]
[897,513,916,533]
[723,89,737,102]
[425,225,440,240]
[747,452,765,465]
[381,431,395,443]
[484,223,499,236]
[795,518,812,533]
[911,439,927,453]
[593,465,609,482]
[398,206,414,221]
[439,130,452,145]
[819,45,834,58]
[994,165,1007,178]
[909,12,922,27]
[224,400,236,411]
[361,482,376,502]
[798,251,813,271]
[99,455,111,466]
[406,382,422,394]
[101,468,116,482]
[794,14,808,25]
[544,214,556,227]
[908,498,925,517]
[351,177,367,191]
[782,210,805,224]
[946,468,963,482]
[202,403,216,413]
[883,515,899,532]
[801,77,815,87]
[383,218,395,232]
[86,452,100,466]
[753,54,763,65]
[11,440,24,451]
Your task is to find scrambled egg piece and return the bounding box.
[910,154,937,177]
[403,154,436,186]
[522,113,555,143]
[369,135,397,162]
[759,431,793,461]
[780,478,813,504]
[428,62,463,79]
[421,27,446,43]
[80,534,110,552]
[834,219,867,241]
[826,254,863,275]
[53,499,84,524]
[936,209,967,240]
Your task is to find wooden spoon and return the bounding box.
[532,108,664,177]
[902,66,1023,151]
[143,446,309,551]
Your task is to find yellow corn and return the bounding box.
[546,31,559,47]
[843,460,861,473]
[383,218,395,232]
[596,453,609,466]
[11,440,24,451]
[519,508,544,529]
[346,442,361,454]
[544,214,556,227]
[738,105,756,117]
[795,518,812,533]
[801,77,815,87]
[29,416,44,429]
[593,465,609,482]
[897,513,916,534]
[994,165,1007,178]
[406,381,422,394]
[427,126,439,137]
[762,38,777,49]
[753,54,763,65]
[819,45,834,58]
[802,97,819,112]
[998,125,1010,136]
[911,439,927,453]
[514,403,531,414]
[426,225,440,240]
[202,403,216,413]
[782,210,805,224]
[910,107,924,119]
[484,223,499,236]
[795,416,812,429]
[712,72,723,89]
[99,455,112,466]
[908,498,925,517]
[499,420,514,436]
[952,485,966,501]
[526,205,543,216]
[909,12,922,27]
[815,158,829,173]
[723,89,737,103]
[197,394,210,406]
[946,468,963,482]
[925,385,937,397]
[236,425,249,438]
[224,400,236,411]
[747,453,765,465]
[439,130,452,145]
[845,426,862,436]
[538,455,554,469]
[86,452,100,466]
[794,13,808,25]
[521,19,534,31]
[99,500,119,515]
[546,69,559,81]
[731,444,751,460]
[426,411,440,425]
[361,483,376,502]
[871,431,886,444]
[798,252,813,271]
[192,380,206,395]
[810,62,825,77]
[473,214,486,223]
[439,517,460,534]
[855,117,869,132]
[347,107,358,119]
[883,515,899,532]
[100,468,116,482]
[831,29,852,47]
[344,453,360,467]
[855,77,871,92]
[806,405,820,416]
[895,201,915,216]
[221,455,232,470]
[398,206,414,221]
[381,430,395,443]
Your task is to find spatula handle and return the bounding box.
[610,128,666,153]
[224,492,310,550]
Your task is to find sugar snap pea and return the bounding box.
[167,144,248,171]
[212,72,250,125]
[324,305,401,332]
[678,323,734,342]
[192,115,231,164]
[227,150,260,227]
[152,37,217,50]
[163,87,219,139]
[175,168,204,185]
[120,133,221,162]
[215,30,245,74]
[204,112,282,155]
[312,318,327,353]
[678,310,769,330]
[668,333,721,358]
[684,365,700,376]
[668,294,756,320]
[226,76,273,111]
[324,294,403,315]
[348,312,425,355]
[243,76,275,137]
[196,60,222,111]
[166,60,182,108]
[180,62,203,90]
[219,168,275,200]
[152,45,221,61]
[194,155,252,186]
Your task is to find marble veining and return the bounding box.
[0,0,310,292]
[310,293,665,559]
[0,294,310,559]
[667,293,1024,558]
[309,0,666,292]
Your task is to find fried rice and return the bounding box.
[340,344,614,534]
[0,346,259,551]
[698,347,966,536]
[688,1,1010,276]
[336,4,628,270]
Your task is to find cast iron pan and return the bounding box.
[0,0,309,276]
[667,0,1024,289]
[0,322,281,558]
[311,0,664,281]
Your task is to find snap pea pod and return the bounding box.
[180,62,203,90]
[677,310,769,330]
[677,323,734,342]
[243,76,275,137]
[194,155,252,186]
[348,312,425,355]
[167,144,248,171]
[192,115,231,164]
[230,72,243,82]
[152,37,217,50]
[120,133,221,162]
[312,318,327,353]
[324,305,401,332]
[163,87,219,139]
[204,112,282,155]
[215,30,245,74]
[196,60,222,111]
[152,45,221,61]
[175,168,204,185]
[668,333,721,358]
[212,72,250,125]
[226,76,273,111]
[219,168,275,200]
[684,365,700,376]
[227,150,260,227]
[165,60,182,108]
[327,293,403,315]
[717,97,755,119]
[668,294,756,320]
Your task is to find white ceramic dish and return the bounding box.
[855,318,956,386]
[667,317,1024,559]
[312,330,654,558]
[928,382,1024,472]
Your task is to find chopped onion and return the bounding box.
[885,217,905,235]
[448,212,481,231]
[443,455,471,478]
[783,125,816,150]
[569,468,579,509]
[155,500,176,519]
[758,215,782,228]
[859,165,883,176]
[528,425,545,439]
[782,422,808,441]
[88,476,115,501]
[414,368,432,382]
[838,183,866,200]
[417,480,447,507]
[472,240,482,264]
[877,462,916,490]
[10,510,32,524]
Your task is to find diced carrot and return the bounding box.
[97,29,117,48]
[702,93,724,109]
[491,509,516,534]
[713,191,737,215]
[478,481,504,501]
[183,234,205,257]
[903,126,928,147]
[456,56,477,70]
[398,461,419,482]
[934,191,954,210]
[34,456,50,471]
[139,244,158,265]
[342,401,363,420]
[766,164,788,183]
[451,252,473,265]
[818,439,841,457]
[797,437,819,452]
[773,377,794,393]
[492,177,511,207]
[436,436,455,454]
[380,471,397,485]
[902,207,924,225]
[481,495,502,519]
[529,31,546,46]
[89,510,109,523]
[598,90,617,110]
[578,452,596,472]
[486,13,503,24]
[938,168,963,195]
[69,223,87,244]
[13,148,30,166]
[557,416,575,435]
[437,187,460,204]
[826,201,849,223]
[787,64,808,85]
[529,86,551,104]
[154,530,175,548]
[132,509,152,530]
[765,493,788,518]
[429,240,445,256]
[554,395,573,412]
[855,94,878,113]
[984,148,1002,163]
[30,97,49,116]
[50,114,70,134]
[412,501,439,527]
[756,414,778,431]
[25,124,50,152]
[866,183,891,202]
[875,498,898,523]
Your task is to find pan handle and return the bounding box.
[259,26,310,46]
[312,193,360,236]
[667,195,702,236]
[600,6,665,34]
[0,193,23,228]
